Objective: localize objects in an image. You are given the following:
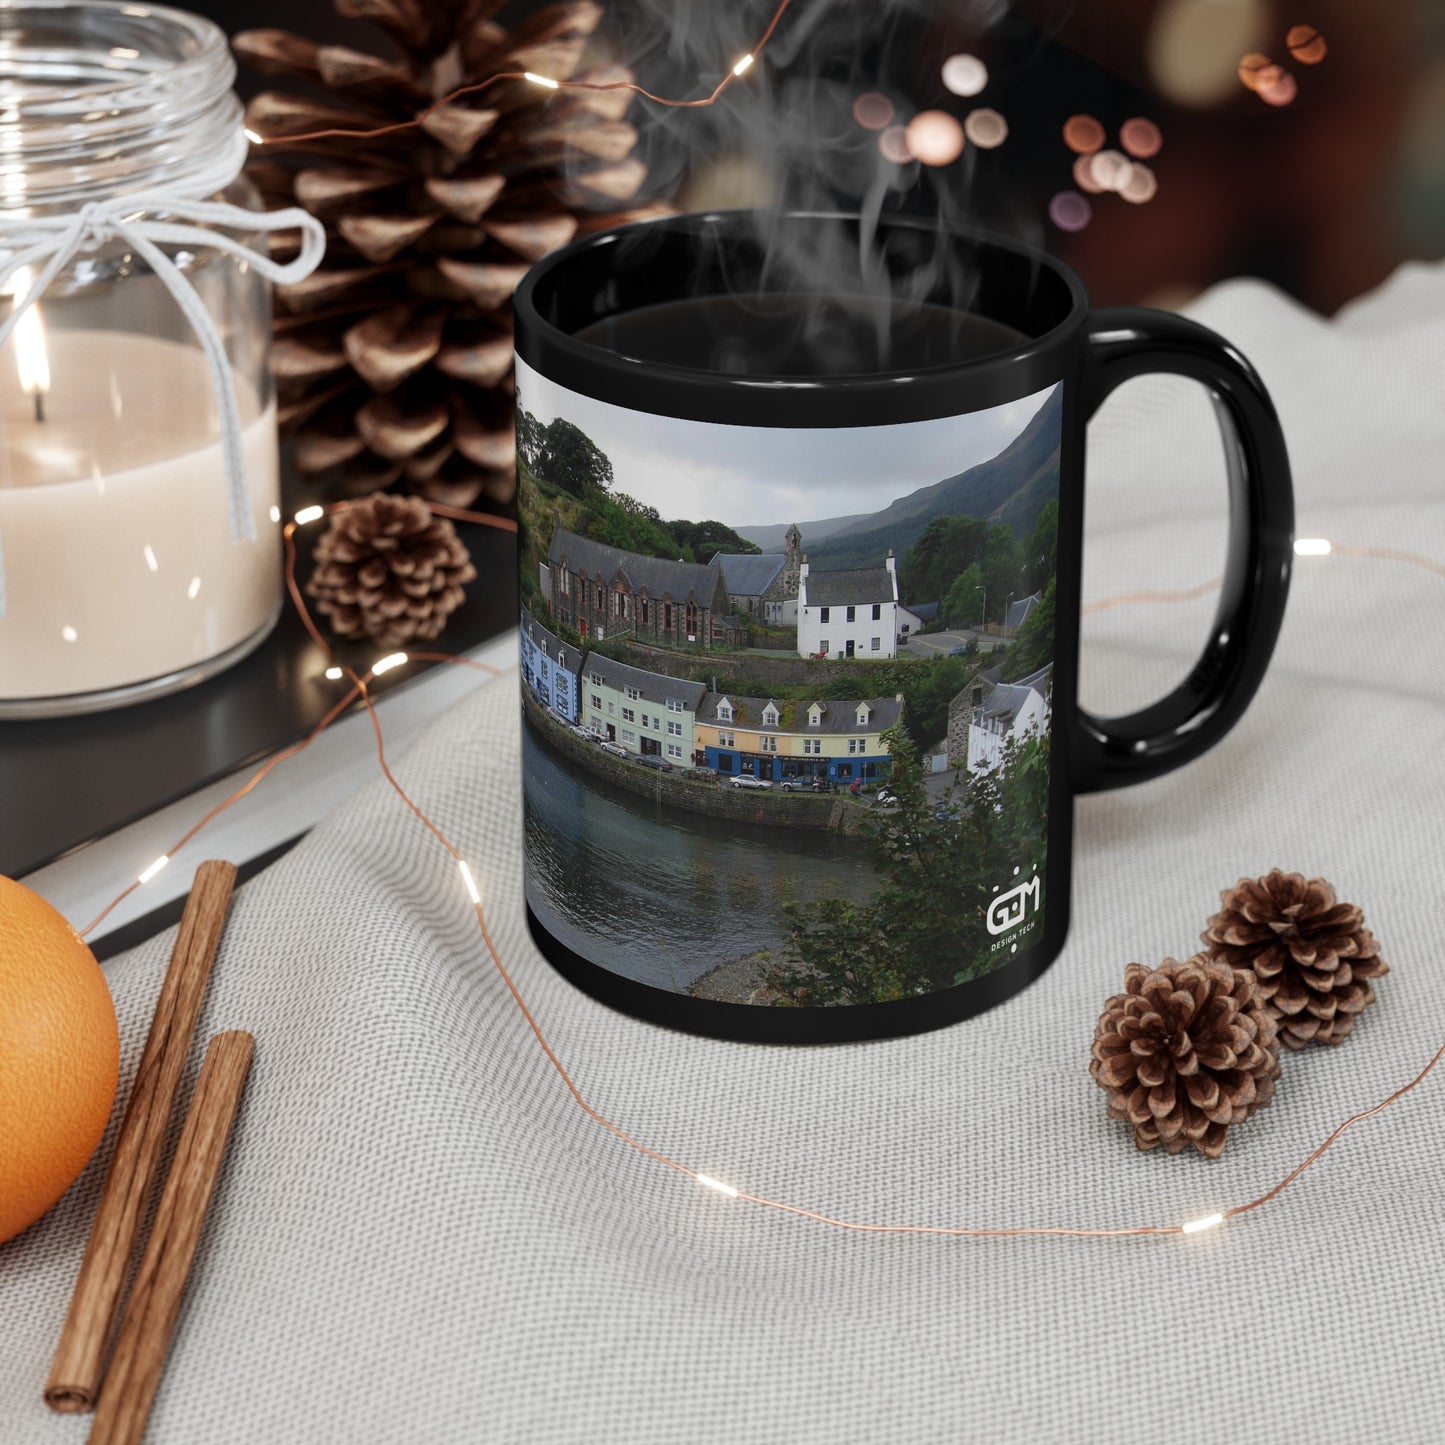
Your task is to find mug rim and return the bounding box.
[513,208,1090,427]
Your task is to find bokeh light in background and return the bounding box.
[963,107,1009,148]
[1120,118,1163,159]
[941,53,988,97]
[1088,148,1132,191]
[1119,164,1159,204]
[1148,0,1267,106]
[1073,154,1105,193]
[879,125,913,164]
[1049,191,1093,232]
[1287,24,1328,64]
[1257,65,1299,107]
[905,109,966,166]
[1063,114,1106,154]
[852,91,895,131]
[1237,52,1272,91]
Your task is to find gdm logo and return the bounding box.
[986,870,1041,936]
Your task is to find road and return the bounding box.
[901,628,1007,659]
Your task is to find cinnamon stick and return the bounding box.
[46,860,238,1413]
[87,1032,255,1445]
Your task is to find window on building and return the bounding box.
[595,583,603,609]
[664,601,673,630]
[666,698,684,712]
[761,736,777,753]
[717,753,734,772]
[820,606,830,622]
[803,738,820,755]
[622,708,635,723]
[667,720,682,737]
[848,739,857,755]
[719,731,735,747]
[625,686,639,701]
[607,701,615,715]
[819,639,829,653]
[590,694,602,710]
[871,637,881,652]
[614,590,627,618]
[872,603,881,620]
[685,599,698,636]
[762,704,779,725]
[666,743,683,759]
[846,605,855,622]
[621,729,635,745]
[838,763,853,778]
[640,598,649,624]
[717,700,733,722]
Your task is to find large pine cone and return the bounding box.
[1091,956,1282,1159]
[307,494,477,646]
[1201,870,1388,1049]
[235,0,666,510]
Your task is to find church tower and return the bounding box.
[783,523,803,599]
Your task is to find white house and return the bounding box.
[967,664,1052,774]
[796,552,902,660]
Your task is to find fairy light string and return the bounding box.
[67,497,1445,1243]
[248,0,795,148]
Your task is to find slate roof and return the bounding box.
[709,552,787,596]
[906,601,940,623]
[803,565,895,607]
[700,692,903,735]
[1005,591,1043,630]
[581,653,707,710]
[550,526,722,602]
[978,664,1052,725]
[520,604,583,675]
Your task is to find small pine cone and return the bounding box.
[307,494,477,647]
[1202,870,1389,1050]
[1091,956,1282,1159]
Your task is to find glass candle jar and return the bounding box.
[0,1,285,716]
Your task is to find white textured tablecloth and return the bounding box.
[3,265,1444,1445]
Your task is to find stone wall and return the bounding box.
[524,694,871,835]
[601,637,902,693]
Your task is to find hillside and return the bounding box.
[738,512,874,551]
[804,386,1062,572]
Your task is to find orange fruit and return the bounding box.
[0,876,119,1245]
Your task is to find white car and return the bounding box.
[729,774,773,790]
[599,741,628,759]
[568,723,591,740]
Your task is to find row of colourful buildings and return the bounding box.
[521,605,901,785]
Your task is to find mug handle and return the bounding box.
[1074,306,1295,792]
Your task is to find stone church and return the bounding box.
[709,523,803,625]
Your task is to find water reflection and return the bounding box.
[523,726,879,991]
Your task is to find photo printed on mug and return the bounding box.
[517,355,1061,1009]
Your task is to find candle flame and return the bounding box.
[7,267,50,410]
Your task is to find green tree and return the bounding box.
[1008,577,1055,675]
[900,515,986,605]
[941,563,984,629]
[1022,499,1058,594]
[537,417,613,496]
[669,519,761,557]
[514,390,543,473]
[763,725,1051,1005]
[981,525,1023,623]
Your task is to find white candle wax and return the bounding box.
[0,329,281,703]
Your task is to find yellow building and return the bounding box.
[695,693,903,785]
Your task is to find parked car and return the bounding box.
[687,765,719,781]
[933,805,962,824]
[635,755,673,771]
[875,788,901,808]
[584,727,608,743]
[599,741,628,759]
[780,776,832,793]
[568,723,592,740]
[730,774,773,790]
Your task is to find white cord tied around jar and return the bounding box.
[0,133,327,617]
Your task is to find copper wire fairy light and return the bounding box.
[74,5,1445,1245]
[75,501,1445,1244]
[247,0,797,147]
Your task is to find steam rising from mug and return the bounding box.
[594,0,1039,373]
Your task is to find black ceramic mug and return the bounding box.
[512,210,1293,1045]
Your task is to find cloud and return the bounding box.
[517,358,1054,530]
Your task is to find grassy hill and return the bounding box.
[804,386,1062,572]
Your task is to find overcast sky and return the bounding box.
[516,358,1056,532]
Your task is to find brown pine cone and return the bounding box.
[1201,870,1388,1050]
[235,1,666,510]
[1091,956,1282,1159]
[307,494,476,647]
